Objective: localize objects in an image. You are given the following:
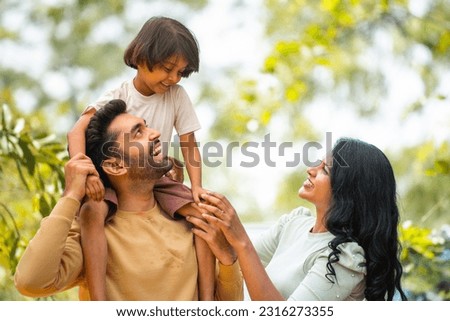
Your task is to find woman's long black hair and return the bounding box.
[325,138,407,300]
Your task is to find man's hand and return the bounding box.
[62,153,99,202]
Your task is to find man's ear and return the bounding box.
[102,158,127,176]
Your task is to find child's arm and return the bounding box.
[67,108,96,158]
[179,132,207,203]
[68,107,109,300]
[67,108,104,201]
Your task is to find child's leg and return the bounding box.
[194,235,216,300]
[79,199,109,301]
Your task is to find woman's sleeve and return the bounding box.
[287,243,367,301]
[252,213,290,267]
[14,197,84,298]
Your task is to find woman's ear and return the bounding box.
[102,158,127,176]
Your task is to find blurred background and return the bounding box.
[1,0,449,300]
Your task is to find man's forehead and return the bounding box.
[109,113,143,133]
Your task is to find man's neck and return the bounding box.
[115,183,157,212]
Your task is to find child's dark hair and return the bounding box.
[124,16,199,77]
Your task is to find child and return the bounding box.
[67,16,213,300]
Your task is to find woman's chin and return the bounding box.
[298,187,307,200]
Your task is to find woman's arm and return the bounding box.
[192,192,285,301]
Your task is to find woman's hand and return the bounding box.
[187,215,237,266]
[196,192,285,300]
[197,192,250,251]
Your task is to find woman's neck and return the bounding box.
[311,206,329,233]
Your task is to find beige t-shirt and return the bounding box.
[14,197,243,301]
[85,80,201,155]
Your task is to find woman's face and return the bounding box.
[298,159,332,210]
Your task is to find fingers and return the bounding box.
[187,215,210,230]
[197,202,225,218]
[188,214,224,233]
[193,193,201,204]
[90,177,105,201]
[85,173,104,201]
[65,154,99,177]
[187,215,215,241]
[199,191,232,210]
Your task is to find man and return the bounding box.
[14,99,242,300]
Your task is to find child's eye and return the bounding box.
[163,66,172,73]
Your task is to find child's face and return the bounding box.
[135,55,188,96]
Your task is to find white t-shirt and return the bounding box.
[86,80,201,155]
[253,207,367,301]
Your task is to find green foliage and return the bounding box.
[391,141,450,228]
[0,0,210,301]
[0,103,67,299]
[400,222,450,300]
[0,0,448,301]
[210,0,449,140]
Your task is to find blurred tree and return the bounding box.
[393,140,450,228]
[210,0,449,138]
[204,0,449,222]
[0,0,208,127]
[400,222,450,300]
[0,0,209,300]
[0,103,67,299]
[0,0,448,300]
[204,0,450,300]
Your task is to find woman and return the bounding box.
[188,137,407,300]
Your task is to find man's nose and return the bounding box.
[146,128,160,141]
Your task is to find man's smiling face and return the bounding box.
[108,113,173,179]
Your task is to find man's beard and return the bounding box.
[124,151,173,181]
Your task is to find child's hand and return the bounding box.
[85,174,105,202]
[192,186,209,204]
